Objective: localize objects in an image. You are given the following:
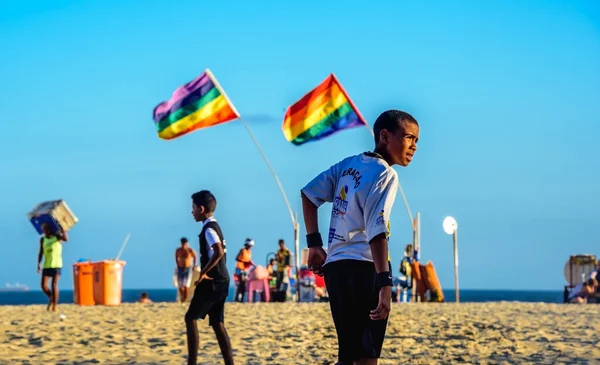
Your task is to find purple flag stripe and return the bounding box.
[153,72,212,122]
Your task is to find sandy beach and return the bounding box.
[0,301,598,364]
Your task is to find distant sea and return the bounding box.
[0,288,565,306]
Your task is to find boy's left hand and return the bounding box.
[370,286,392,320]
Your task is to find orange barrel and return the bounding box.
[92,260,126,305]
[411,261,427,300]
[73,262,95,306]
[420,261,444,302]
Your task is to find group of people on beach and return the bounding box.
[35,109,420,365]
[174,234,294,304]
[32,107,600,364]
[231,238,293,302]
[178,109,420,365]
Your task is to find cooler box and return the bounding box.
[27,199,78,234]
[299,286,315,302]
[93,260,126,306]
[73,262,95,306]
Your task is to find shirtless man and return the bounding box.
[176,237,197,302]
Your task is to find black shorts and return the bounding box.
[185,280,229,326]
[324,259,388,362]
[42,268,61,277]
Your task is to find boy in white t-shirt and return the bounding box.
[301,110,419,365]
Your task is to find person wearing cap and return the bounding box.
[175,237,198,303]
[234,238,255,302]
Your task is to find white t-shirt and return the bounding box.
[301,153,399,265]
[202,217,221,260]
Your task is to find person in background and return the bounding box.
[138,292,152,304]
[185,190,233,365]
[395,244,414,302]
[234,238,255,302]
[590,261,599,280]
[266,258,278,295]
[175,237,198,303]
[275,239,291,292]
[592,262,600,303]
[37,223,68,312]
[568,278,598,303]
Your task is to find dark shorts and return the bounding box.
[324,259,388,362]
[176,267,192,287]
[42,268,61,277]
[185,280,229,326]
[275,271,285,290]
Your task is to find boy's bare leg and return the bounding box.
[185,316,199,365]
[212,322,234,365]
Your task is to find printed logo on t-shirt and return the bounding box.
[328,228,346,244]
[376,209,385,226]
[332,185,349,217]
[341,167,363,188]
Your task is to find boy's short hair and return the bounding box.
[278,239,285,245]
[181,237,188,244]
[587,278,598,287]
[373,110,418,144]
[191,190,217,213]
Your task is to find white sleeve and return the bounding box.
[205,228,220,247]
[301,162,340,208]
[364,169,399,243]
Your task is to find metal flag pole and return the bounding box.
[453,227,459,303]
[207,69,301,302]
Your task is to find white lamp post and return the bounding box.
[443,216,459,303]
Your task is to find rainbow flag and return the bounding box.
[282,74,367,146]
[153,69,240,140]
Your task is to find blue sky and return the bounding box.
[0,0,598,291]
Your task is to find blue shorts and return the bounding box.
[42,268,61,277]
[177,267,192,287]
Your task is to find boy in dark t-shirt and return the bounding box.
[185,190,233,365]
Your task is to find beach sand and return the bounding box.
[0,302,598,364]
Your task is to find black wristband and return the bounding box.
[376,271,393,289]
[306,232,323,248]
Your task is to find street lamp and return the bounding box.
[443,216,459,303]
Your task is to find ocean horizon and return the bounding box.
[0,288,566,306]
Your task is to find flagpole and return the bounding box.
[331,73,369,127]
[205,68,296,227]
[207,69,302,302]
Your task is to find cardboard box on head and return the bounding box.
[27,199,78,234]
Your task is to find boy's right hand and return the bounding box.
[307,247,327,276]
[37,264,41,274]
